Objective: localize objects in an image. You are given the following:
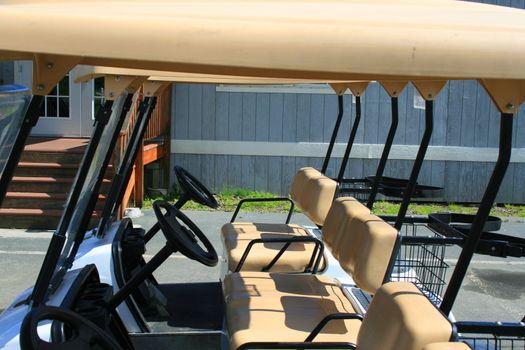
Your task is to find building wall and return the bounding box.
[171,81,525,203]
[0,62,14,85]
[170,0,525,204]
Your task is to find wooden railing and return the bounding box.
[144,87,170,140]
[115,86,171,217]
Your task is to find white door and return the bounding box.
[14,61,95,137]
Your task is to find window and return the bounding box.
[92,77,105,118]
[40,75,70,118]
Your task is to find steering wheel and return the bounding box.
[175,166,219,209]
[153,200,218,267]
[20,306,123,350]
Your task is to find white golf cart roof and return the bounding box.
[0,0,524,111]
[72,65,358,99]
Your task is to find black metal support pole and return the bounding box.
[69,94,134,259]
[336,96,361,183]
[321,95,344,174]
[108,244,174,309]
[97,97,153,237]
[0,95,43,206]
[394,100,434,230]
[31,100,114,306]
[366,97,399,209]
[110,97,157,221]
[440,113,513,315]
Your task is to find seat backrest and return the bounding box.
[336,213,398,294]
[289,167,322,203]
[322,197,370,253]
[298,175,337,226]
[357,282,454,350]
[422,343,472,350]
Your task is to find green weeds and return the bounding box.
[143,188,525,217]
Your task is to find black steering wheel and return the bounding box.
[20,306,123,350]
[175,166,219,209]
[153,200,218,267]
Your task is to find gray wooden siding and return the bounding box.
[170,81,525,203]
[170,0,525,204]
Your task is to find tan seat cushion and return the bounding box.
[222,222,309,237]
[225,272,361,350]
[336,213,398,294]
[222,224,322,272]
[223,271,343,302]
[322,197,370,253]
[423,343,472,350]
[289,167,322,205]
[299,175,337,226]
[357,282,453,350]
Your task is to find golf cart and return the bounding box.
[0,1,524,349]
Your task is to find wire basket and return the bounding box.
[389,223,456,305]
[459,334,525,350]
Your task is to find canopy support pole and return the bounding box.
[336,96,361,183]
[366,96,399,209]
[440,113,513,315]
[0,95,43,206]
[394,100,433,230]
[31,100,115,306]
[67,94,135,260]
[98,96,155,237]
[321,95,344,174]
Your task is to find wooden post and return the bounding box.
[120,168,136,218]
[135,140,145,207]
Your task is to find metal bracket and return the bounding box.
[32,54,80,95]
[412,80,447,101]
[380,81,408,98]
[480,79,525,114]
[104,75,145,100]
[143,81,170,97]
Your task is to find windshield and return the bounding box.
[0,85,31,180]
[51,94,132,288]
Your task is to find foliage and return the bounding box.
[144,188,525,217]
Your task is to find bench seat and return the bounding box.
[222,196,370,273]
[226,281,454,350]
[226,273,360,350]
[223,231,321,272]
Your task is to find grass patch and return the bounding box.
[144,188,525,217]
[144,188,298,213]
[374,201,525,218]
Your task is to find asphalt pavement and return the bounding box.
[0,209,524,323]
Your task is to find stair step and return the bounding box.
[18,162,79,169]
[15,162,113,177]
[15,162,80,177]
[0,208,64,216]
[0,208,100,230]
[3,192,107,209]
[20,151,86,164]
[24,137,89,153]
[8,176,111,194]
[4,138,111,229]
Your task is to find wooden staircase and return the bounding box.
[0,137,112,230]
